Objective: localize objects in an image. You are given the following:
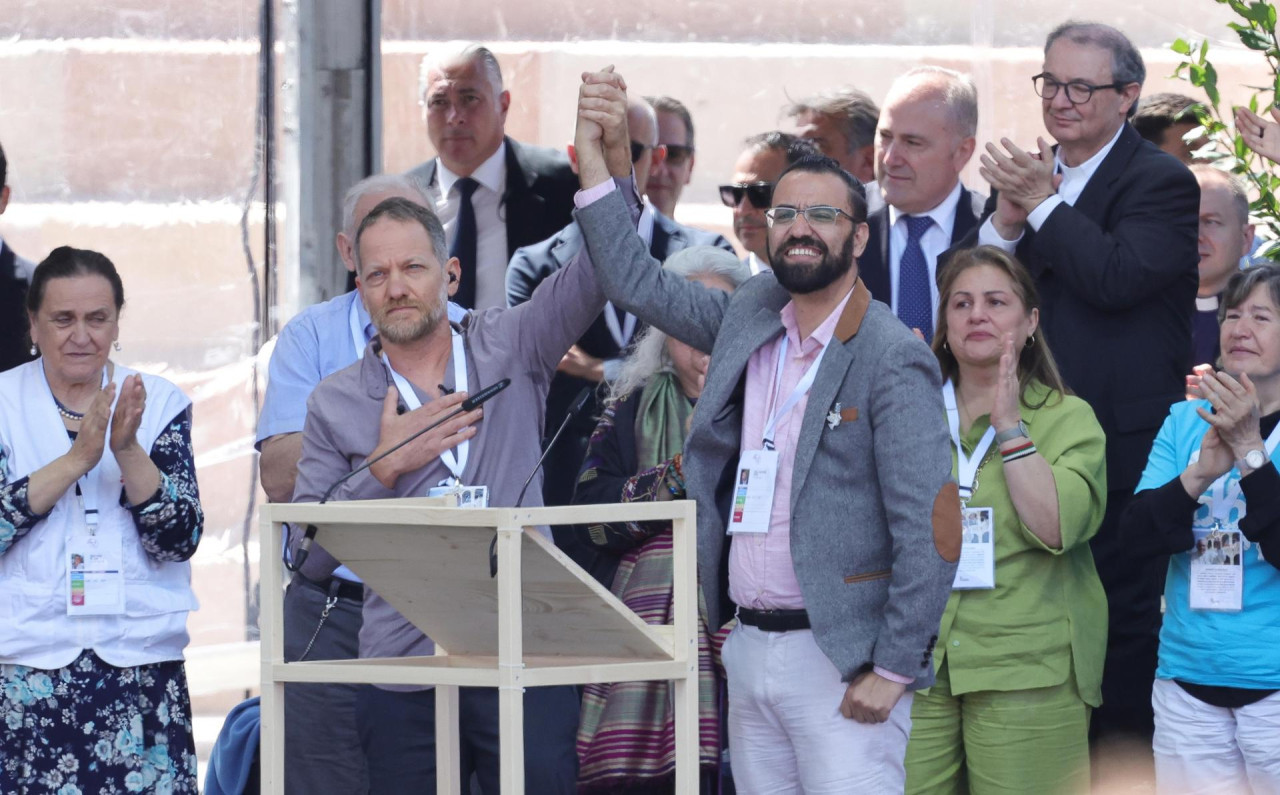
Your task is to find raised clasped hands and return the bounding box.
[1235,105,1280,165]
[368,388,483,489]
[576,65,632,185]
[989,333,1023,433]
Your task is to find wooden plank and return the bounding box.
[259,517,286,795]
[672,502,699,794]
[308,522,671,660]
[270,661,499,688]
[519,660,689,687]
[496,524,525,795]
[435,646,461,795]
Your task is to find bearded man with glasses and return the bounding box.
[961,19,1199,763]
[576,66,960,791]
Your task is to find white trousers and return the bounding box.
[721,623,913,795]
[1153,677,1280,795]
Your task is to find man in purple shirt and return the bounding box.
[291,82,637,793]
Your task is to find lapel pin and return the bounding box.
[827,402,842,430]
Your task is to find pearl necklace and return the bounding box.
[53,396,85,422]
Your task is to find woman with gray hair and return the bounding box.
[572,245,749,793]
[1122,263,1280,793]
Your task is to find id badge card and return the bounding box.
[427,484,489,508]
[66,522,125,616]
[1189,523,1243,611]
[726,449,778,535]
[952,506,996,590]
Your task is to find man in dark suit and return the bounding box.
[506,97,733,536]
[971,21,1199,756]
[859,67,983,342]
[1,141,37,373]
[406,43,577,311]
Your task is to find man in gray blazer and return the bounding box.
[573,70,961,793]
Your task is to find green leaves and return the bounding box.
[1171,2,1280,251]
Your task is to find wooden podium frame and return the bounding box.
[259,499,699,794]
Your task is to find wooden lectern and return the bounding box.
[259,499,699,794]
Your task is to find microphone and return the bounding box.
[288,378,511,574]
[493,386,593,578]
[515,386,593,508]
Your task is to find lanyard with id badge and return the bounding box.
[943,381,997,590]
[1188,422,1280,611]
[63,367,126,615]
[381,330,488,508]
[727,337,828,535]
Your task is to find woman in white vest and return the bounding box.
[0,247,203,793]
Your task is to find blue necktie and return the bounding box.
[450,177,479,309]
[897,215,935,343]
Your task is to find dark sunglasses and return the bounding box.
[630,141,651,164]
[719,182,774,209]
[663,144,694,166]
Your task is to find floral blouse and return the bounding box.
[0,409,203,561]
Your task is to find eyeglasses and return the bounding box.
[663,144,694,167]
[764,205,856,228]
[1031,73,1132,105]
[630,141,651,164]
[719,182,774,209]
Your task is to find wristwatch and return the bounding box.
[993,420,1029,445]
[1239,448,1267,471]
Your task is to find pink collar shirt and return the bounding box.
[728,286,854,610]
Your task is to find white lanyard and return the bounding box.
[381,331,469,485]
[1206,421,1280,525]
[942,380,997,504]
[761,337,828,450]
[602,203,654,350]
[349,295,370,360]
[603,304,637,350]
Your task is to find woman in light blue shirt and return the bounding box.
[1124,264,1280,793]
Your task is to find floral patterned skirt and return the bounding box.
[1,650,197,794]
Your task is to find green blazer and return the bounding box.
[930,380,1108,706]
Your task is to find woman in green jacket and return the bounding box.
[904,246,1108,795]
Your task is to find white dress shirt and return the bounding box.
[744,251,770,275]
[428,142,509,310]
[887,180,963,316]
[979,124,1126,251]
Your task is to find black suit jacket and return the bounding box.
[858,184,986,305]
[0,242,35,373]
[956,123,1200,494]
[406,136,579,259]
[507,211,734,515]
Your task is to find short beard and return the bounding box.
[768,232,855,295]
[374,289,447,345]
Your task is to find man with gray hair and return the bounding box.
[972,20,1199,751]
[784,86,879,183]
[407,43,578,311]
[256,173,466,795]
[859,66,984,341]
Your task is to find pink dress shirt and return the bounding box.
[727,288,853,610]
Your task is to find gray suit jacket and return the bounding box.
[575,190,961,687]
